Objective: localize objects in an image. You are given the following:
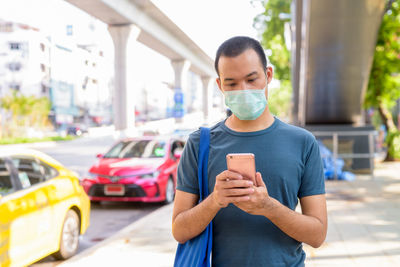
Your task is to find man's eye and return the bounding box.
[248,78,256,82]
[227,84,236,87]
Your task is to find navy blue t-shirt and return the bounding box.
[176,118,325,267]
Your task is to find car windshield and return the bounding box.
[103,140,166,159]
[0,159,15,196]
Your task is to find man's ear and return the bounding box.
[216,77,223,92]
[266,66,273,84]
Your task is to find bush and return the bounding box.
[0,136,76,145]
[0,92,51,138]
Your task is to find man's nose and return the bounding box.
[238,81,247,90]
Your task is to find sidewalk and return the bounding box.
[304,161,400,266]
[60,161,400,267]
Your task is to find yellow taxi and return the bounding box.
[0,148,90,266]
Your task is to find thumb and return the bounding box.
[256,172,266,187]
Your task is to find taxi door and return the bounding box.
[5,157,54,266]
[0,157,22,265]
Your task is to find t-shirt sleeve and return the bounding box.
[298,136,326,198]
[176,132,200,195]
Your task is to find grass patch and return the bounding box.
[0,135,77,145]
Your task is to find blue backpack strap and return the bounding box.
[198,127,210,201]
[199,127,212,267]
[173,127,212,267]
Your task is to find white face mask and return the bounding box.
[224,88,268,120]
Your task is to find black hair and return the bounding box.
[214,36,267,76]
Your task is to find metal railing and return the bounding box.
[312,130,378,179]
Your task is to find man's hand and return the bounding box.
[212,170,255,208]
[234,172,275,216]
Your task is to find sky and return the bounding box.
[152,0,264,57]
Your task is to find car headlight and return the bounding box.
[139,171,160,179]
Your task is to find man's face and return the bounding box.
[216,49,273,94]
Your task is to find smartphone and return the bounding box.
[226,153,256,184]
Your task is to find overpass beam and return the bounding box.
[108,24,140,134]
[171,60,190,123]
[201,76,213,123]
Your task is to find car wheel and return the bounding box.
[164,177,175,204]
[53,210,80,260]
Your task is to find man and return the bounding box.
[172,36,327,266]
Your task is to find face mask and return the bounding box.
[224,88,268,120]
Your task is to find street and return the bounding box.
[30,135,164,266]
[0,0,398,265]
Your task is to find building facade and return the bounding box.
[0,20,50,99]
[0,20,113,128]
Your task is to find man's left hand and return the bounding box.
[234,172,275,216]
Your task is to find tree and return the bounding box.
[365,0,400,160]
[254,0,292,120]
[0,91,51,137]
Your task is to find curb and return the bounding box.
[59,204,176,267]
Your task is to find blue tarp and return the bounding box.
[318,140,355,181]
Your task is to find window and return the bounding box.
[39,161,58,180]
[12,157,45,187]
[9,42,21,50]
[0,23,13,32]
[9,83,20,91]
[8,62,22,71]
[0,159,15,196]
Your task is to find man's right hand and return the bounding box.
[212,170,255,208]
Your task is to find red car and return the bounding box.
[81,136,186,204]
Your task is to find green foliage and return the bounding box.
[371,109,384,129]
[254,0,291,80]
[365,1,400,113]
[0,91,51,138]
[386,130,400,159]
[365,1,400,159]
[254,0,292,118]
[268,80,292,120]
[0,135,76,145]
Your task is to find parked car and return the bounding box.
[67,124,88,136]
[81,136,186,204]
[0,148,90,266]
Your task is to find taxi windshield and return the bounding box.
[104,140,166,159]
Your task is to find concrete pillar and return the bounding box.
[171,60,190,123]
[108,24,140,135]
[201,76,213,123]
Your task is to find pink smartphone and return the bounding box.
[226,153,256,184]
